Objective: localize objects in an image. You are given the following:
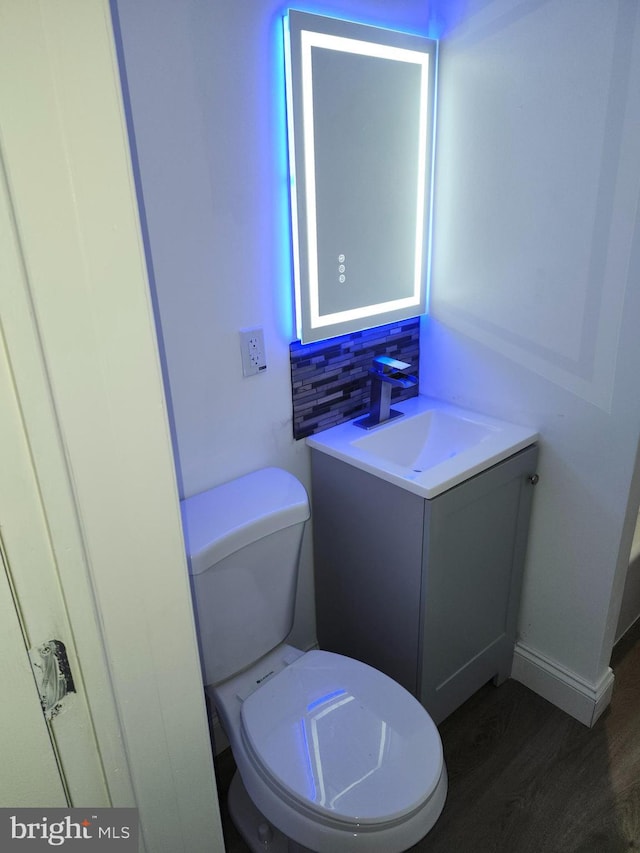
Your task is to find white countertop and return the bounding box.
[307,395,539,499]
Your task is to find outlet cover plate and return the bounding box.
[240,327,267,377]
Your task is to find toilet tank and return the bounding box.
[180,468,309,686]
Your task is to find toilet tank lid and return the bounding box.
[181,468,310,575]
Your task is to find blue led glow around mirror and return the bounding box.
[300,32,430,332]
[284,10,438,344]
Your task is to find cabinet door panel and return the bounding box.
[428,479,520,683]
[420,446,538,722]
[312,452,424,694]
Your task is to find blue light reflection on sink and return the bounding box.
[352,409,497,473]
[307,396,539,499]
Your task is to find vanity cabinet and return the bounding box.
[310,444,538,723]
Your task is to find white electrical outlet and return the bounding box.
[240,327,267,377]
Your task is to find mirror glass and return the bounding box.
[284,11,437,344]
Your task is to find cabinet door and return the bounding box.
[419,445,538,722]
[312,451,425,694]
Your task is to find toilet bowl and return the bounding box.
[181,467,447,852]
[212,644,447,853]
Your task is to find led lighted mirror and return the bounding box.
[284,10,437,344]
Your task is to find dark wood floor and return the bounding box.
[215,621,640,852]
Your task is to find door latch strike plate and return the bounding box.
[29,639,76,720]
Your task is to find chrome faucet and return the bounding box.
[354,355,417,430]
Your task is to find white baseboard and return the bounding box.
[511,641,614,727]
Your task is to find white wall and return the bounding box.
[112,0,431,651]
[425,0,640,701]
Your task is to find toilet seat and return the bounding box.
[240,650,444,831]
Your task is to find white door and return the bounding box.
[0,103,120,808]
[0,546,68,806]
[0,2,224,850]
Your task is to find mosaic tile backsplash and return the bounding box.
[289,319,420,440]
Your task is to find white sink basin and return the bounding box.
[352,409,494,472]
[307,396,538,499]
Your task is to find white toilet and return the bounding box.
[181,467,447,853]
